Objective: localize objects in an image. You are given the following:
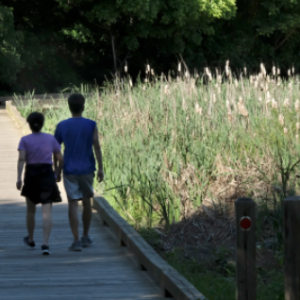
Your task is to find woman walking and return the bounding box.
[16,112,63,255]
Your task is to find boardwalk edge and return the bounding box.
[92,196,208,300]
[6,101,31,135]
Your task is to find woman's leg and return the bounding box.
[42,203,52,246]
[26,198,36,242]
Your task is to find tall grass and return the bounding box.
[15,65,300,236]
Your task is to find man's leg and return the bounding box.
[68,200,79,242]
[26,198,36,242]
[42,203,52,245]
[82,197,92,237]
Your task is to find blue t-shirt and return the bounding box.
[54,117,96,175]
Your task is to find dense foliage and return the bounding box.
[1,0,300,93]
[17,68,300,232]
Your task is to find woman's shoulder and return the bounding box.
[41,132,56,140]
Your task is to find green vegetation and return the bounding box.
[1,0,300,93]
[16,66,300,233]
[16,66,295,298]
[140,228,284,300]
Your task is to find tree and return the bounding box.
[0,5,22,88]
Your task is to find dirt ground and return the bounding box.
[150,201,282,273]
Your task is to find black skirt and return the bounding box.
[21,164,62,204]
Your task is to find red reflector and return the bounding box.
[240,216,251,231]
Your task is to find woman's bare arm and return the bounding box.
[17,150,26,190]
[54,152,64,182]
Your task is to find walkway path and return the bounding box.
[0,108,164,299]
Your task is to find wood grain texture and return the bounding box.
[283,196,300,300]
[0,109,164,300]
[235,198,256,300]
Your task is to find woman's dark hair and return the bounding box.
[68,93,85,114]
[27,112,44,132]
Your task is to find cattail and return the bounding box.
[244,67,247,76]
[292,66,295,75]
[182,98,186,110]
[164,84,170,96]
[178,63,181,72]
[215,68,219,77]
[284,127,288,135]
[283,98,290,107]
[124,65,128,73]
[151,69,155,76]
[266,91,271,100]
[265,83,269,91]
[277,68,281,75]
[129,79,133,87]
[195,103,202,116]
[226,100,230,110]
[272,66,276,76]
[227,112,233,123]
[295,100,300,112]
[296,134,299,140]
[235,79,238,87]
[288,69,291,77]
[212,94,216,103]
[258,97,262,102]
[225,60,230,76]
[144,78,148,83]
[279,114,284,126]
[272,99,278,109]
[260,63,266,76]
[238,97,249,117]
[146,64,150,74]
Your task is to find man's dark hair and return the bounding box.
[68,93,85,114]
[27,112,44,132]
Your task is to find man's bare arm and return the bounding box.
[93,125,104,182]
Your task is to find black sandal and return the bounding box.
[24,236,35,248]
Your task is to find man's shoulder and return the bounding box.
[56,119,72,130]
[82,118,96,125]
[57,119,71,126]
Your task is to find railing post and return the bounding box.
[235,198,256,300]
[283,196,300,300]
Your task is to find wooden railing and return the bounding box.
[235,196,300,300]
[0,93,70,103]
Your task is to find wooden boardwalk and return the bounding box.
[0,108,164,299]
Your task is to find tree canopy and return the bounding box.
[0,0,299,94]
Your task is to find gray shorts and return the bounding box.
[63,173,94,201]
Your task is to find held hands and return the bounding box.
[16,180,22,190]
[97,169,104,182]
[55,171,62,183]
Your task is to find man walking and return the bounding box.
[54,93,104,251]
